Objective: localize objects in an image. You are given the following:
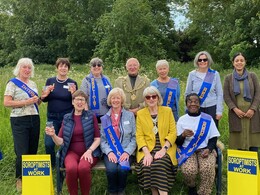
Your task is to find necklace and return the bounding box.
[56,77,68,84]
[151,115,158,134]
[122,76,147,100]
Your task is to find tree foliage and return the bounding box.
[94,0,179,66]
[1,0,259,67]
[177,0,260,67]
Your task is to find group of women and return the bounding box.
[4,51,260,195]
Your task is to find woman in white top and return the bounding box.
[4,58,42,192]
[176,93,220,195]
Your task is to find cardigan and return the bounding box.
[136,106,177,165]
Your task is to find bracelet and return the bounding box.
[88,148,93,152]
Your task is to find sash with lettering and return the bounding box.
[176,112,211,166]
[198,69,216,105]
[86,74,112,112]
[101,115,130,170]
[162,79,178,108]
[10,78,39,113]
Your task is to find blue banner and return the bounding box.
[177,113,211,166]
[10,78,39,113]
[163,79,178,108]
[198,69,215,105]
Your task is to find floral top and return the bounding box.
[4,79,39,117]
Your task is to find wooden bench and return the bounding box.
[56,147,222,195]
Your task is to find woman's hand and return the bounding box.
[45,126,55,137]
[201,148,210,158]
[143,153,153,166]
[154,149,166,160]
[81,150,93,163]
[27,96,39,105]
[182,129,194,138]
[233,107,246,118]
[216,114,222,120]
[119,152,129,162]
[244,109,255,119]
[108,152,118,163]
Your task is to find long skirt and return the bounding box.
[136,134,177,192]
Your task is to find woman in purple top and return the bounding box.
[41,58,78,166]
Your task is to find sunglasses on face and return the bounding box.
[91,63,102,67]
[198,58,208,62]
[145,95,157,100]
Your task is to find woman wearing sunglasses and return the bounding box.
[80,57,112,122]
[151,59,180,121]
[185,51,223,128]
[136,86,177,195]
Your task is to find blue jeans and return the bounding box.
[103,155,133,193]
[44,112,68,166]
[11,115,40,178]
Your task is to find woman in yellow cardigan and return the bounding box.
[136,86,177,195]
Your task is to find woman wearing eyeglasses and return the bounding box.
[185,51,223,127]
[151,59,180,121]
[80,57,112,122]
[136,86,177,195]
[45,90,101,195]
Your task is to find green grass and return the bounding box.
[1,62,260,194]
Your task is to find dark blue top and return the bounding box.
[42,77,78,113]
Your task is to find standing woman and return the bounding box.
[41,58,78,167]
[224,53,260,151]
[4,58,41,191]
[185,51,223,127]
[136,86,177,195]
[151,59,180,121]
[45,90,101,195]
[80,57,112,122]
[100,88,136,195]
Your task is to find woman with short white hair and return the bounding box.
[151,59,180,121]
[4,58,41,192]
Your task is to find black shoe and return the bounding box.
[188,187,198,195]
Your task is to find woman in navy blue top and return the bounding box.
[41,58,78,167]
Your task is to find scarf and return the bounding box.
[233,69,251,102]
[111,108,122,138]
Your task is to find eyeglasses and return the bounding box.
[91,63,102,67]
[198,58,208,62]
[74,98,86,102]
[145,95,157,100]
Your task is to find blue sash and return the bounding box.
[101,115,130,170]
[10,78,39,113]
[162,79,178,108]
[198,69,215,105]
[88,74,112,111]
[176,113,211,166]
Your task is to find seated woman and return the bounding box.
[45,90,100,195]
[136,86,177,195]
[100,88,136,195]
[176,93,220,195]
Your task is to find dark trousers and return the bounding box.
[200,105,218,128]
[103,155,133,193]
[45,112,68,166]
[11,115,40,178]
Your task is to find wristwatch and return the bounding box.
[163,146,169,151]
